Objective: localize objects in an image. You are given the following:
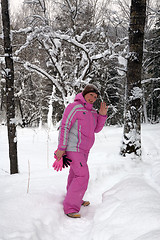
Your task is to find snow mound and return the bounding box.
[93,177,160,240]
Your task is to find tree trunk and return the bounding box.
[121,0,146,157]
[1,0,18,174]
[142,87,148,123]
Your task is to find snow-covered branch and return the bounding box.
[142,78,160,84]
[24,61,67,105]
[91,49,110,61]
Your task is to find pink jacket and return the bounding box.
[58,93,107,153]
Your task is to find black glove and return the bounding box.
[63,155,72,168]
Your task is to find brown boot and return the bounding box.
[82,201,90,207]
[66,212,81,218]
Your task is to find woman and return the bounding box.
[55,84,108,218]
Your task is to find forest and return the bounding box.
[0,0,159,128]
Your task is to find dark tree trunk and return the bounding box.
[1,0,18,173]
[121,0,146,157]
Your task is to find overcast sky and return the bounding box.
[9,0,23,14]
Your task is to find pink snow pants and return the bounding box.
[63,151,89,214]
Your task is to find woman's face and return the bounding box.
[84,92,98,104]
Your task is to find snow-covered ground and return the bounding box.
[0,123,160,240]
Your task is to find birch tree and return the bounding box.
[1,0,18,173]
[121,0,147,157]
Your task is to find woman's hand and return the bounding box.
[99,102,108,116]
[55,150,65,161]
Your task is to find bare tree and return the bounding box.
[121,0,147,157]
[1,0,18,173]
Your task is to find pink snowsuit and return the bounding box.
[58,92,107,214]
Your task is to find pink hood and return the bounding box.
[74,93,93,110]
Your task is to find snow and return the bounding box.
[128,52,139,61]
[0,78,6,83]
[0,123,160,240]
[10,118,17,124]
[131,87,143,100]
[118,55,127,75]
